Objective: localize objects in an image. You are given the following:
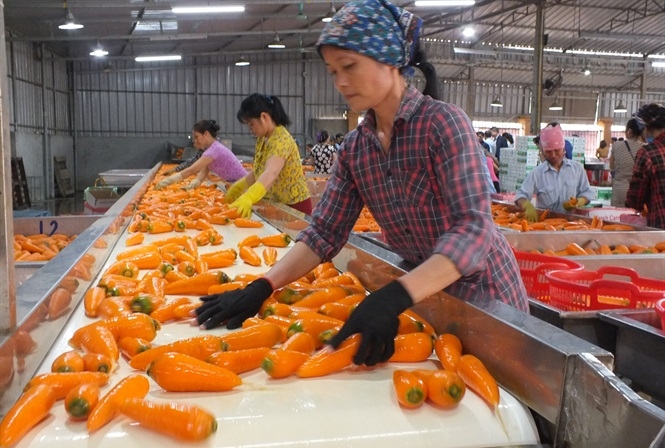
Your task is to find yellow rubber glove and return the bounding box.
[154,173,182,190]
[522,201,538,222]
[225,177,249,203]
[231,182,266,218]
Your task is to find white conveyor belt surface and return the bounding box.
[15,210,539,448]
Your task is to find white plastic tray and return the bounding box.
[98,170,150,187]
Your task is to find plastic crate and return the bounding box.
[512,249,584,303]
[657,299,665,331]
[546,266,665,312]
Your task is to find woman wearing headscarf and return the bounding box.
[193,0,528,367]
[626,103,665,229]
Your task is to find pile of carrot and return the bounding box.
[352,206,381,233]
[527,240,665,257]
[14,233,78,262]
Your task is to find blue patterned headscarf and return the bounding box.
[316,0,423,75]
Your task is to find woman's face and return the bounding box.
[192,130,212,149]
[244,112,272,138]
[320,46,398,113]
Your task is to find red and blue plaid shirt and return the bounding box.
[626,131,665,229]
[298,86,528,311]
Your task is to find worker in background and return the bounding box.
[154,119,247,190]
[163,147,204,176]
[610,118,643,208]
[310,130,338,174]
[193,0,528,367]
[226,93,312,217]
[515,123,593,221]
[626,103,665,229]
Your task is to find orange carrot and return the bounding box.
[286,317,343,344]
[233,218,264,228]
[401,309,437,338]
[262,247,278,266]
[48,287,72,320]
[388,332,433,363]
[219,322,283,351]
[129,294,165,315]
[434,333,462,371]
[82,353,114,373]
[417,369,466,409]
[260,233,292,248]
[261,349,310,379]
[318,301,352,322]
[64,382,100,420]
[128,335,226,370]
[125,232,145,246]
[296,334,361,378]
[78,325,119,361]
[206,347,271,374]
[0,384,56,448]
[84,287,107,318]
[87,374,150,433]
[147,352,241,392]
[51,350,85,373]
[260,301,293,318]
[102,260,141,279]
[456,354,500,410]
[291,286,348,309]
[207,281,247,295]
[25,371,109,400]
[238,234,261,248]
[119,336,152,359]
[239,245,262,267]
[119,398,217,442]
[11,331,36,358]
[150,297,191,323]
[393,369,427,409]
[280,331,316,354]
[164,271,230,295]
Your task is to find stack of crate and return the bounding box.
[498,136,540,193]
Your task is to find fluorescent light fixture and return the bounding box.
[322,3,336,23]
[568,49,643,58]
[614,100,628,114]
[235,55,250,66]
[90,48,109,57]
[646,54,665,59]
[653,61,665,68]
[453,47,497,56]
[462,26,475,38]
[415,1,476,6]
[59,8,84,30]
[490,95,503,108]
[135,55,182,62]
[172,5,245,14]
[582,64,591,76]
[549,98,563,111]
[268,33,285,49]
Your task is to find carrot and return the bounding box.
[199,251,236,269]
[147,352,241,392]
[260,301,292,318]
[259,233,292,248]
[78,325,119,361]
[25,371,109,400]
[272,287,309,305]
[206,347,271,374]
[0,384,56,448]
[565,242,588,256]
[84,286,107,318]
[119,337,152,359]
[286,316,343,345]
[64,382,100,420]
[82,353,114,373]
[129,294,165,315]
[164,271,230,295]
[400,309,437,338]
[125,232,145,246]
[262,247,278,266]
[261,349,310,379]
[103,260,141,279]
[318,301,352,322]
[388,332,434,363]
[239,245,262,267]
[393,370,427,409]
[58,276,80,294]
[11,331,36,358]
[121,251,163,270]
[150,297,191,323]
[280,331,316,354]
[207,281,247,295]
[238,234,261,248]
[296,334,361,378]
[293,286,349,309]
[456,354,500,409]
[434,333,463,371]
[233,218,264,228]
[87,374,150,433]
[219,322,283,351]
[51,350,85,373]
[140,276,168,297]
[128,335,226,370]
[71,261,92,281]
[47,287,72,320]
[119,398,217,442]
[176,260,197,277]
[423,369,466,409]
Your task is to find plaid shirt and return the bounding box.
[626,131,665,229]
[298,86,528,311]
[175,149,205,172]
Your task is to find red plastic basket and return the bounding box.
[546,266,665,312]
[656,299,665,331]
[512,249,584,303]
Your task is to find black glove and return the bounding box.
[327,280,413,367]
[195,278,273,330]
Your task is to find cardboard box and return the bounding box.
[84,186,120,214]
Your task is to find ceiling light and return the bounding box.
[90,43,108,57]
[135,55,182,62]
[58,8,84,30]
[322,3,336,23]
[267,33,285,49]
[653,61,665,68]
[462,27,475,38]
[490,95,503,108]
[549,98,563,111]
[614,100,628,114]
[583,67,591,76]
[235,55,250,67]
[415,1,476,6]
[172,6,245,14]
